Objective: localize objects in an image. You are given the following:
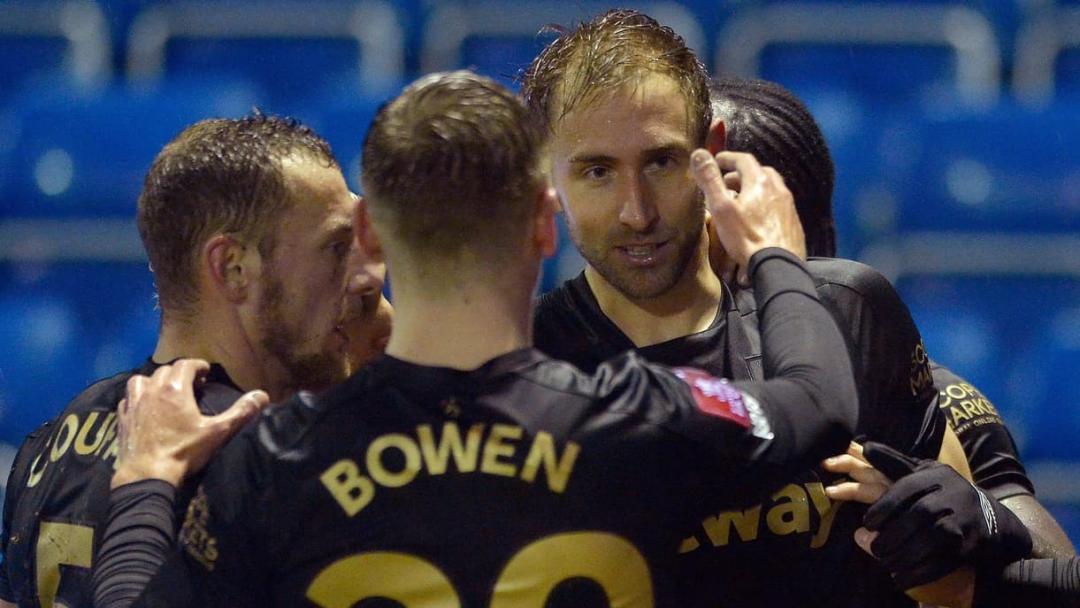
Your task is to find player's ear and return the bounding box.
[352,195,384,264]
[706,119,727,157]
[204,233,257,303]
[533,186,559,257]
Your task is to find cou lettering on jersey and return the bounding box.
[321,422,581,517]
[26,410,119,487]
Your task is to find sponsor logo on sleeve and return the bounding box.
[673,368,776,441]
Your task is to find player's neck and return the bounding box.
[586,226,723,347]
[153,312,282,401]
[385,281,533,371]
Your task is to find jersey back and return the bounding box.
[150,349,830,607]
[0,362,240,608]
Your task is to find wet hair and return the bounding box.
[137,112,338,317]
[521,8,711,145]
[710,77,837,257]
[361,70,544,259]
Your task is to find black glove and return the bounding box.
[860,441,1033,590]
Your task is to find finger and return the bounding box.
[854,527,878,557]
[825,480,888,504]
[862,441,923,481]
[822,453,871,475]
[170,358,211,390]
[209,390,270,438]
[124,376,148,414]
[823,454,893,487]
[847,442,865,460]
[690,149,736,209]
[723,171,741,192]
[762,166,786,189]
[715,151,766,191]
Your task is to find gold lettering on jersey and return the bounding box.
[766,484,811,535]
[682,481,838,553]
[481,424,522,477]
[910,341,933,397]
[50,414,79,462]
[938,382,1003,433]
[367,433,422,488]
[701,505,761,546]
[321,460,376,516]
[180,487,219,571]
[519,431,580,492]
[807,482,841,549]
[322,423,580,517]
[74,411,113,455]
[24,410,124,488]
[417,423,482,474]
[27,453,48,488]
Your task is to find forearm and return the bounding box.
[975,556,1080,607]
[92,480,179,608]
[938,426,974,481]
[743,248,858,463]
[1001,495,1077,559]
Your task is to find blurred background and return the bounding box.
[0,0,1077,537]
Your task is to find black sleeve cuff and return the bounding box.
[111,479,177,506]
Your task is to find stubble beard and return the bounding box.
[571,214,703,301]
[258,273,349,394]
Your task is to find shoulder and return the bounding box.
[63,367,140,416]
[241,367,376,464]
[808,257,901,302]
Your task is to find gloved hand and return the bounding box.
[860,441,1033,590]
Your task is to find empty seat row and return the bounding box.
[3,0,1080,113]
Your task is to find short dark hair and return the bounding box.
[521,9,711,145]
[361,70,543,258]
[138,113,338,317]
[709,78,837,257]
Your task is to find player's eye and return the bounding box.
[582,165,611,181]
[647,153,679,173]
[331,240,351,259]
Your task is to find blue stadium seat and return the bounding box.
[300,92,392,191]
[895,274,1080,455]
[1014,3,1080,104]
[1011,307,1080,462]
[1,79,262,217]
[90,292,159,380]
[420,2,706,88]
[898,278,1008,407]
[880,101,1080,233]
[0,1,112,106]
[0,291,87,444]
[0,260,157,443]
[125,2,406,114]
[714,3,1002,110]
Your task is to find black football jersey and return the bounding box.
[141,348,854,607]
[129,250,860,607]
[0,361,240,608]
[932,362,1034,499]
[534,257,947,608]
